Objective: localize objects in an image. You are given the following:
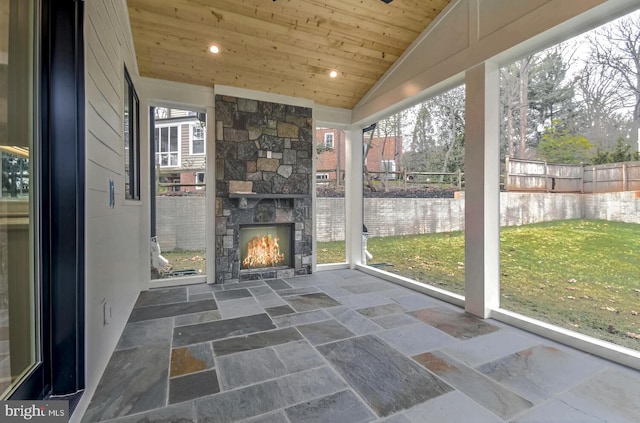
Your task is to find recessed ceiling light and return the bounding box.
[329,70,338,78]
[209,45,220,54]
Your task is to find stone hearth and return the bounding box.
[215,95,313,283]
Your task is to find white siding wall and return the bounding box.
[77,0,145,420]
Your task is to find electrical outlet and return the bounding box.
[267,150,272,158]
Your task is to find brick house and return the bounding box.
[316,128,403,183]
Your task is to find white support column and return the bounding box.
[464,62,500,318]
[205,105,216,284]
[344,128,363,269]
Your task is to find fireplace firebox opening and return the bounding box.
[239,223,294,271]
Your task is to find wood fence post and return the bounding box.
[593,166,597,193]
[622,163,627,192]
[544,161,549,192]
[504,157,509,191]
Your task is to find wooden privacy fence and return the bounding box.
[505,158,640,193]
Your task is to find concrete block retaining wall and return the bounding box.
[156,192,639,247]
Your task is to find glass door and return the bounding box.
[150,107,207,283]
[0,0,37,398]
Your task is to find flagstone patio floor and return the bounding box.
[81,269,640,422]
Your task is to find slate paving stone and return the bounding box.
[195,366,347,423]
[278,287,323,297]
[342,281,395,294]
[319,284,352,298]
[169,369,220,404]
[265,279,293,290]
[223,280,267,290]
[218,297,265,319]
[477,345,604,403]
[377,415,413,423]
[249,286,274,297]
[391,294,440,311]
[404,390,504,423]
[376,323,456,356]
[241,411,290,423]
[173,313,276,347]
[188,292,214,301]
[296,319,356,345]
[511,398,607,423]
[285,390,377,423]
[356,303,406,318]
[81,344,169,422]
[272,309,333,328]
[372,313,420,329]
[409,306,499,339]
[265,304,296,317]
[327,306,383,335]
[273,340,326,373]
[334,293,394,310]
[102,402,196,423]
[217,347,289,390]
[188,284,224,294]
[215,288,253,301]
[256,293,288,308]
[174,310,222,327]
[134,287,187,308]
[558,368,640,422]
[439,328,538,367]
[412,350,533,419]
[171,343,215,377]
[212,327,303,356]
[115,317,172,351]
[129,299,217,322]
[285,292,341,312]
[318,335,453,417]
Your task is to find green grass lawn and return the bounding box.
[159,250,206,276]
[318,219,640,350]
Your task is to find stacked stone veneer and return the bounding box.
[215,95,313,283]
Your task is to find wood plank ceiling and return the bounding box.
[127,0,451,109]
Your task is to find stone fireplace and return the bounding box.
[215,95,313,283]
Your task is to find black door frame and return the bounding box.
[10,0,85,403]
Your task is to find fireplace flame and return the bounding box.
[242,234,285,268]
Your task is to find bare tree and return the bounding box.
[587,11,640,146]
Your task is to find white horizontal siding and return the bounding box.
[78,1,146,422]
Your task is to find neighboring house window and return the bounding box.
[190,124,206,155]
[324,132,334,149]
[382,160,396,179]
[155,125,180,167]
[316,173,329,180]
[124,66,140,200]
[195,171,205,190]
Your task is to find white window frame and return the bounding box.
[195,171,205,190]
[155,123,181,168]
[316,173,330,180]
[189,123,206,156]
[324,132,334,149]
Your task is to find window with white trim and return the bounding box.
[324,132,334,149]
[316,173,329,180]
[195,171,205,190]
[155,125,180,167]
[190,123,206,155]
